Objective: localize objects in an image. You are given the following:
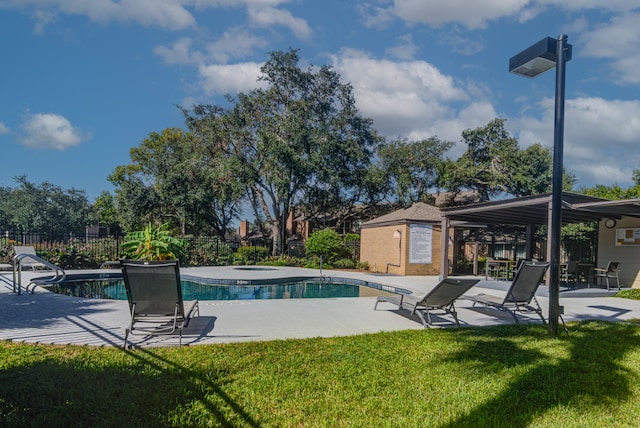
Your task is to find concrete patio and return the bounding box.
[1,266,638,348]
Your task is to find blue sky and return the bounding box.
[1,0,640,204]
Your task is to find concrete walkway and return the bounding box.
[1,266,638,348]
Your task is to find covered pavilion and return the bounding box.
[439,192,640,287]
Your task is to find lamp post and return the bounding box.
[280,202,287,256]
[509,35,572,335]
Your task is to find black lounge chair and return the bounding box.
[121,260,199,348]
[466,261,549,323]
[374,278,480,328]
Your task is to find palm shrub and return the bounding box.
[121,222,185,261]
[305,229,350,265]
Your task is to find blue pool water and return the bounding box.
[42,273,396,301]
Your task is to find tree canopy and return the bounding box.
[0,176,94,237]
[182,49,381,252]
[109,128,243,237]
[377,137,453,207]
[438,118,554,202]
[6,40,640,242]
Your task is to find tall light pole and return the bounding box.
[509,35,572,335]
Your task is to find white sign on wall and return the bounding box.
[409,224,432,264]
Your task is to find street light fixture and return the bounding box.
[509,35,572,335]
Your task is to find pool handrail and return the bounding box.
[12,253,66,295]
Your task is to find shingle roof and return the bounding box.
[361,202,441,228]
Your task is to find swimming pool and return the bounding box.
[39,272,401,301]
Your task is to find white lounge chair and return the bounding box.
[374,278,480,327]
[466,261,549,324]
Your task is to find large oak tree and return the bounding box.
[183,49,381,253]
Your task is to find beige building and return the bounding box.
[360,202,447,276]
[597,216,640,288]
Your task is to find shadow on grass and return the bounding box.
[0,345,259,427]
[438,321,640,428]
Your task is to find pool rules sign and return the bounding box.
[409,224,432,264]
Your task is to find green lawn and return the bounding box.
[2,321,640,427]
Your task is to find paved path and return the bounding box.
[1,267,638,348]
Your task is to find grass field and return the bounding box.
[2,321,640,427]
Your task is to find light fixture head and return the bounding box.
[509,36,572,78]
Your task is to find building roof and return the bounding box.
[361,202,441,228]
[441,192,640,225]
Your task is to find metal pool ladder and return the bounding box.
[12,253,66,295]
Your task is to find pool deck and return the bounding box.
[1,266,639,348]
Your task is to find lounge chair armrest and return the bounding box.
[184,300,199,319]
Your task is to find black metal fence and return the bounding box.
[0,230,276,268]
[0,229,364,269]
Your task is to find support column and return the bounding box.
[440,216,450,279]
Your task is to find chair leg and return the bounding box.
[124,304,136,349]
[450,309,460,327]
[506,309,520,323]
[414,310,429,328]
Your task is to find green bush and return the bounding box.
[0,238,16,264]
[304,257,322,269]
[259,256,304,267]
[44,246,95,269]
[356,260,369,270]
[343,233,360,243]
[234,246,269,265]
[333,258,356,269]
[305,229,350,264]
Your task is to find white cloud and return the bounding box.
[5,0,310,33]
[154,37,200,65]
[205,28,270,63]
[331,49,469,137]
[32,9,57,34]
[198,62,265,95]
[247,5,312,39]
[386,0,530,29]
[155,28,269,66]
[0,122,9,134]
[385,34,418,60]
[580,13,640,85]
[533,0,640,13]
[326,49,501,161]
[512,97,640,186]
[369,0,640,29]
[21,113,89,150]
[359,3,397,29]
[7,0,196,31]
